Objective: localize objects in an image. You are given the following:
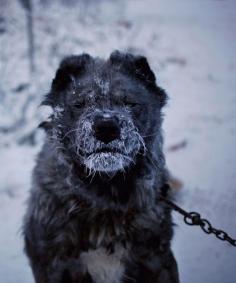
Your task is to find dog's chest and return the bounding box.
[80,246,126,283]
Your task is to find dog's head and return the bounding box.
[43,51,167,176]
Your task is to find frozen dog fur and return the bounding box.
[23,51,179,283]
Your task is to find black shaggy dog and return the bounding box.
[23,51,179,283]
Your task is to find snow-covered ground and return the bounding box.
[0,0,236,282]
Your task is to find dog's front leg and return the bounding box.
[48,259,93,283]
[28,257,92,283]
[124,250,179,283]
[29,261,48,283]
[142,250,179,283]
[158,252,179,283]
[23,190,93,283]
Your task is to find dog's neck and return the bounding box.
[68,154,165,209]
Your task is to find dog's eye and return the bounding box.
[72,102,85,109]
[124,101,139,108]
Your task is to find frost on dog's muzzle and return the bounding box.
[75,114,146,174]
[84,152,133,173]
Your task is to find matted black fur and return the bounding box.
[23,51,179,283]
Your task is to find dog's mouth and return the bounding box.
[83,146,132,173]
[92,147,123,155]
[82,145,126,157]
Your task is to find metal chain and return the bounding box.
[159,184,236,247]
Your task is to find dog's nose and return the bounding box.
[93,115,120,144]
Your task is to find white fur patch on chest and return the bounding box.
[80,245,126,283]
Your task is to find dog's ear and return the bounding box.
[52,54,91,92]
[110,51,167,107]
[42,54,91,106]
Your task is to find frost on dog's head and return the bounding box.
[42,51,167,176]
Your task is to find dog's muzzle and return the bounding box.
[75,109,145,174]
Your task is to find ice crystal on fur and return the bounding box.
[53,106,64,120]
[94,76,110,96]
[85,152,129,173]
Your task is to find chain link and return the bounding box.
[159,184,236,247]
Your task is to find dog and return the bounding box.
[23,51,179,283]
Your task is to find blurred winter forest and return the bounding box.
[0,1,236,283]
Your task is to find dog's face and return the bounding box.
[43,51,167,176]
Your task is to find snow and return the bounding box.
[0,0,236,282]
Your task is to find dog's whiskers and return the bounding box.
[141,130,160,138]
[61,128,79,140]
